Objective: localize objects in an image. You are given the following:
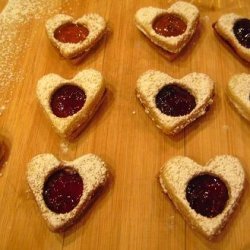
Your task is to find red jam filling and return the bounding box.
[233,18,250,48]
[54,23,89,43]
[43,167,83,214]
[50,84,86,118]
[155,84,196,116]
[152,13,187,37]
[186,174,229,218]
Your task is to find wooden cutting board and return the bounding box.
[0,0,249,249]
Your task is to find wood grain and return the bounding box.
[0,0,249,249]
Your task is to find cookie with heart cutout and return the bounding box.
[27,153,109,232]
[135,1,199,57]
[46,13,106,59]
[136,70,214,134]
[213,13,250,62]
[36,69,106,139]
[159,155,245,238]
[227,73,250,121]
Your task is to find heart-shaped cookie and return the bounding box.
[159,155,245,238]
[135,1,199,55]
[46,13,106,59]
[213,13,250,62]
[227,73,250,121]
[136,70,214,134]
[36,69,106,139]
[27,153,109,232]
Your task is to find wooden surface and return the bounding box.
[0,0,249,249]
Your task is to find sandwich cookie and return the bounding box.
[46,13,106,59]
[27,153,109,231]
[213,13,250,62]
[159,155,245,238]
[135,1,199,59]
[36,69,106,139]
[136,70,214,134]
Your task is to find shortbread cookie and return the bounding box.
[227,73,250,121]
[27,153,109,232]
[46,14,106,59]
[135,1,199,55]
[136,70,214,134]
[159,155,245,238]
[213,13,250,62]
[36,69,106,139]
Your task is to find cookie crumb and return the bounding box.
[202,15,210,23]
[166,215,175,229]
[0,173,3,177]
[222,125,230,131]
[60,141,69,154]
[132,110,136,115]
[0,105,6,115]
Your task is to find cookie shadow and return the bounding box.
[138,20,202,62]
[61,168,115,239]
[68,84,114,143]
[69,29,111,65]
[0,133,11,169]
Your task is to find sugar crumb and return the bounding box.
[0,105,6,115]
[166,215,175,229]
[222,125,230,131]
[202,15,210,23]
[60,141,69,154]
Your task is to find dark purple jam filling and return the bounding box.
[43,167,83,214]
[186,174,229,218]
[50,84,86,118]
[233,18,250,48]
[155,84,196,116]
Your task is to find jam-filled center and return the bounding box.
[155,84,196,116]
[152,13,187,37]
[54,22,89,43]
[233,18,250,49]
[43,167,83,214]
[50,84,86,118]
[186,174,229,218]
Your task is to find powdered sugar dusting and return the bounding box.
[0,0,61,115]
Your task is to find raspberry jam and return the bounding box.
[233,18,250,48]
[43,167,83,214]
[50,84,86,118]
[155,84,196,116]
[186,174,229,218]
[152,13,187,37]
[54,23,89,43]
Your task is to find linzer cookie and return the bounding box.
[46,14,106,59]
[136,70,214,134]
[213,13,250,62]
[135,1,199,58]
[227,73,250,121]
[27,153,109,232]
[36,69,106,139]
[159,155,245,238]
